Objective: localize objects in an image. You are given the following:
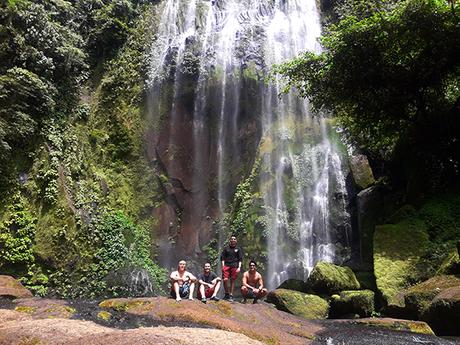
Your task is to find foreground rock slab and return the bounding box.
[1,297,455,345]
[0,310,264,345]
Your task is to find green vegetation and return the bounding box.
[0,0,167,298]
[374,194,460,304]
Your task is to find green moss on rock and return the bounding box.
[307,262,360,295]
[266,288,329,319]
[330,290,375,318]
[349,154,375,191]
[354,319,434,335]
[97,310,112,321]
[373,218,430,306]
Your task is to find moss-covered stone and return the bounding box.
[353,318,434,335]
[403,275,460,320]
[373,218,430,306]
[349,154,375,191]
[266,289,329,319]
[330,290,375,318]
[426,285,460,335]
[306,262,360,295]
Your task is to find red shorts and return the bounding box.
[222,266,239,280]
[197,286,215,299]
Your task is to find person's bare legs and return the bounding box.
[256,288,268,299]
[211,280,221,298]
[240,286,249,303]
[230,278,236,297]
[223,277,229,295]
[199,284,206,300]
[173,282,181,301]
[253,288,268,304]
[188,282,195,300]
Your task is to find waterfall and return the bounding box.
[147,0,351,286]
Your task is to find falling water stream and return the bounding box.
[147,0,351,288]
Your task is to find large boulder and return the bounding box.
[426,285,460,335]
[266,289,329,319]
[0,276,33,299]
[403,275,460,320]
[349,154,375,191]
[307,262,360,295]
[357,186,384,269]
[373,218,430,307]
[400,275,460,335]
[330,290,375,318]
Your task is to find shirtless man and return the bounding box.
[241,260,268,304]
[170,260,196,301]
[197,262,222,303]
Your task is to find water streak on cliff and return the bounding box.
[147,0,351,286]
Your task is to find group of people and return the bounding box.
[169,235,268,304]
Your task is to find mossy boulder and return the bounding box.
[349,154,375,191]
[266,288,329,319]
[353,318,434,335]
[403,275,460,320]
[426,285,460,335]
[306,262,360,295]
[0,276,33,299]
[330,290,375,318]
[278,279,311,293]
[373,218,430,307]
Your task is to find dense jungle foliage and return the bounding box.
[279,0,460,197]
[0,0,167,297]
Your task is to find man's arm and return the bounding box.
[257,273,264,290]
[187,272,197,282]
[170,271,180,282]
[220,248,226,268]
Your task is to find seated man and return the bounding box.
[170,260,196,301]
[197,262,222,303]
[241,260,268,304]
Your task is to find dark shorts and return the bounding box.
[197,286,215,299]
[244,289,255,298]
[222,265,238,280]
[170,282,190,298]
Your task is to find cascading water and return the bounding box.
[147,0,351,286]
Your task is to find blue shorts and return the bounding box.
[171,282,190,298]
